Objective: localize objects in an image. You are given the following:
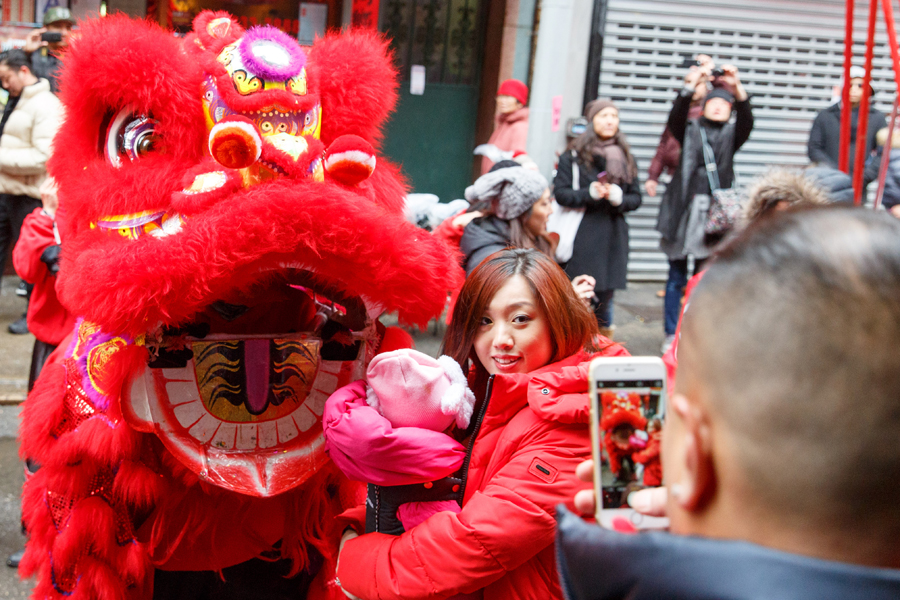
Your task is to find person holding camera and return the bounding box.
[23,7,75,94]
[0,49,62,336]
[656,62,753,353]
[645,55,714,199]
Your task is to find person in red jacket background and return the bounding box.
[480,79,530,174]
[334,248,629,600]
[633,418,662,487]
[12,176,73,390]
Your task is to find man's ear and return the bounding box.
[670,393,716,512]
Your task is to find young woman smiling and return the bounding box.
[335,249,629,599]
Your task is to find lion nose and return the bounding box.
[208,116,263,170]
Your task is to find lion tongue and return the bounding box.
[244,339,271,414]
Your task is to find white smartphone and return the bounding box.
[588,356,670,530]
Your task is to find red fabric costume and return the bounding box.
[632,431,662,487]
[13,208,74,345]
[599,391,647,477]
[18,13,461,599]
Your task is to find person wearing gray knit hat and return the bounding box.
[464,167,549,220]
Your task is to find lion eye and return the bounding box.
[104,107,161,167]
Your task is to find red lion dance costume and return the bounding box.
[18,12,461,599]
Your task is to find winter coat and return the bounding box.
[30,50,63,93]
[879,149,900,210]
[556,506,900,600]
[656,88,753,254]
[808,101,886,180]
[647,104,704,183]
[481,107,529,174]
[804,164,856,204]
[12,208,74,345]
[323,380,465,533]
[336,342,631,600]
[459,215,512,276]
[553,149,641,291]
[0,79,61,199]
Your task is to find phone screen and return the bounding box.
[594,379,664,509]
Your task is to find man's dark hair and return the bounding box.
[0,49,32,72]
[681,206,900,542]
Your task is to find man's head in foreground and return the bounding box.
[667,206,900,569]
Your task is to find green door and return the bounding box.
[379,0,486,204]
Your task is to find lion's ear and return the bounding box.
[190,11,244,53]
[307,31,398,149]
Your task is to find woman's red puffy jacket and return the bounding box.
[336,341,629,599]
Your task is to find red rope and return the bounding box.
[875,97,898,210]
[881,0,900,98]
[839,0,855,174]
[852,0,879,205]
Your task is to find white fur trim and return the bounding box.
[607,183,623,206]
[325,149,376,172]
[365,384,382,414]
[589,181,601,200]
[208,119,262,161]
[437,355,476,428]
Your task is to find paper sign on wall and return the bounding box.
[351,0,380,29]
[410,65,425,95]
[298,3,327,46]
[551,95,563,132]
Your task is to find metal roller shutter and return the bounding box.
[599,0,897,281]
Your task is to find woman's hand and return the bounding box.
[336,529,360,600]
[645,180,658,197]
[573,459,597,515]
[451,210,482,230]
[719,64,748,101]
[589,181,610,200]
[571,275,596,307]
[39,177,59,219]
[684,66,710,91]
[573,458,669,517]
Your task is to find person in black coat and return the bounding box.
[553,99,641,334]
[808,66,885,186]
[655,64,753,349]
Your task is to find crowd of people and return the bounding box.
[1,9,899,599]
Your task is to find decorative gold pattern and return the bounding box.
[86,338,128,397]
[192,339,319,422]
[287,70,307,96]
[233,71,262,95]
[72,321,101,358]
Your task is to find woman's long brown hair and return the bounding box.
[441,249,600,394]
[569,122,638,183]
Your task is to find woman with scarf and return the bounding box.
[655,64,753,352]
[553,98,642,336]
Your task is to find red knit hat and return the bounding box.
[599,391,648,431]
[498,79,528,106]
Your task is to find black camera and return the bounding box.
[40,32,62,43]
[680,56,701,69]
[711,68,725,78]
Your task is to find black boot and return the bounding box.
[6,549,23,568]
[7,315,28,335]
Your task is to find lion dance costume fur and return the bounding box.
[18,12,461,599]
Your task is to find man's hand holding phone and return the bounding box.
[574,459,668,518]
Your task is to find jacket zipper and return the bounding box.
[457,375,494,504]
